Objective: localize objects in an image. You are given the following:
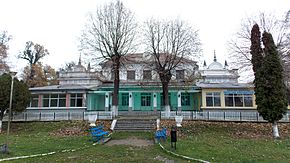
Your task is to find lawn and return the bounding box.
[0,121,179,162]
[0,120,289,163]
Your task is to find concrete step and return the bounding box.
[114,119,156,132]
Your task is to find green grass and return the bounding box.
[0,121,289,162]
[0,121,180,162]
[162,122,290,163]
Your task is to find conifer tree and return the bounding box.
[251,23,288,138]
[260,31,287,138]
[0,73,30,132]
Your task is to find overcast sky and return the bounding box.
[1,0,289,74]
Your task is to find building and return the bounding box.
[27,57,100,113]
[26,53,260,116]
[87,53,200,115]
[198,52,256,111]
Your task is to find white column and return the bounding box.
[128,92,133,112]
[105,92,109,111]
[153,93,157,111]
[177,91,182,111]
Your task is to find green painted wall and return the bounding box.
[96,95,105,111]
[87,91,200,111]
[119,93,129,111]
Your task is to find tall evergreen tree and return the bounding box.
[250,24,263,74]
[251,23,287,138]
[0,73,31,133]
[260,31,287,138]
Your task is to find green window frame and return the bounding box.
[141,93,151,106]
[181,93,190,106]
[121,93,129,106]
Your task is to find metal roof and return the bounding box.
[197,83,253,89]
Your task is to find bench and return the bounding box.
[89,125,109,143]
[90,125,104,132]
[155,128,167,142]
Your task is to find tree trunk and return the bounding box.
[272,121,280,139]
[162,81,170,113]
[159,70,172,117]
[29,64,36,88]
[0,112,3,133]
[112,56,120,117]
[0,120,2,133]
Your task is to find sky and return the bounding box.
[1,0,289,77]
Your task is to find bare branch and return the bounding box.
[228,11,290,83]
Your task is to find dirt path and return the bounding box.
[105,136,154,147]
[105,137,176,162]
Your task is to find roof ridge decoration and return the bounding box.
[213,50,217,62]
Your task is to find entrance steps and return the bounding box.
[114,112,158,131]
[114,119,156,131]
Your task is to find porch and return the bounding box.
[87,87,201,112]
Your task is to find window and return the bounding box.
[224,94,233,106]
[50,94,58,107]
[206,92,221,107]
[121,93,129,106]
[42,94,66,107]
[244,95,253,107]
[70,93,83,107]
[141,93,151,106]
[30,95,38,107]
[59,94,66,107]
[225,93,253,107]
[43,95,49,107]
[160,93,171,106]
[181,93,190,106]
[143,70,151,80]
[176,70,185,80]
[127,70,135,80]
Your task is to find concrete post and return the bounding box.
[128,92,133,112]
[153,93,157,112]
[105,92,109,111]
[177,91,182,112]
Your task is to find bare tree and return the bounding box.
[80,0,138,116]
[143,18,201,113]
[18,41,50,87]
[0,31,12,72]
[228,11,290,83]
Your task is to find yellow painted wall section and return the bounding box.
[201,88,257,109]
[201,88,224,108]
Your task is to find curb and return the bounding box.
[158,143,210,163]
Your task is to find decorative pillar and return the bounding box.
[177,91,182,112]
[128,92,133,112]
[105,92,109,111]
[153,93,157,112]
